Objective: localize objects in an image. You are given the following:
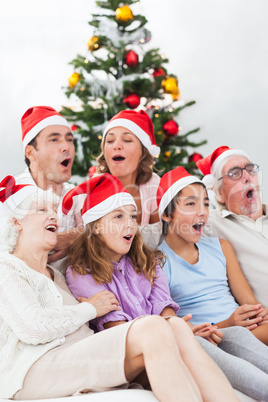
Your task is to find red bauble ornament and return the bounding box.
[188,152,203,163]
[88,165,97,178]
[163,120,179,136]
[71,124,80,131]
[152,68,165,78]
[124,50,139,68]
[123,94,141,109]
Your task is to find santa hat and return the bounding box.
[0,175,37,212]
[21,106,71,152]
[62,173,137,225]
[157,167,202,218]
[196,146,249,187]
[102,110,160,157]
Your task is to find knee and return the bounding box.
[167,316,193,336]
[132,315,174,344]
[222,326,249,339]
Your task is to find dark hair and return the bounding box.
[161,193,179,237]
[161,182,207,236]
[24,136,38,167]
[96,142,155,185]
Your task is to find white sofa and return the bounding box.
[0,388,260,401]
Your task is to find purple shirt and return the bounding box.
[66,255,180,331]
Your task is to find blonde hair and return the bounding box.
[67,223,165,286]
[96,141,154,186]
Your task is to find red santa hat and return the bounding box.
[62,173,137,225]
[21,106,71,152]
[157,166,202,218]
[0,175,37,212]
[196,146,249,182]
[102,110,160,157]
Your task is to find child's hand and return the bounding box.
[256,306,268,325]
[182,314,192,324]
[78,290,121,317]
[228,304,263,330]
[191,323,223,346]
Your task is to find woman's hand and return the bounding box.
[227,304,263,330]
[78,290,121,317]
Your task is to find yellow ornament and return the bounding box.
[164,151,171,157]
[162,76,180,98]
[68,72,80,88]
[87,36,101,52]
[115,5,133,22]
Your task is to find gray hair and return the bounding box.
[0,189,59,253]
[212,156,231,206]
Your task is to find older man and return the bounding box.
[197,146,268,306]
[14,106,84,270]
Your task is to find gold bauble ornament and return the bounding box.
[87,36,101,51]
[68,72,80,88]
[115,5,133,22]
[162,76,180,98]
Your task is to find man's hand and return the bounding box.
[48,228,83,263]
[78,290,121,318]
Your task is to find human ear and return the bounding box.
[93,222,100,235]
[216,186,225,203]
[25,145,36,162]
[161,212,171,223]
[10,217,23,231]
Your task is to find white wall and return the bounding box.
[1,0,268,201]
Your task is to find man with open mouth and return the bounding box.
[196,145,268,308]
[11,106,83,272]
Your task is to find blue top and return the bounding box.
[158,237,239,325]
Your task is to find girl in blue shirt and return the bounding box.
[157,166,268,401]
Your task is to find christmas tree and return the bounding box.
[61,0,206,177]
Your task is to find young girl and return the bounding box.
[96,109,160,225]
[62,172,238,402]
[157,166,268,401]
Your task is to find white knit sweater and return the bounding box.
[0,252,97,398]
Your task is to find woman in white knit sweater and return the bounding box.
[0,175,238,401]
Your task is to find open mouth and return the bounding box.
[123,235,132,241]
[45,224,57,232]
[192,223,203,233]
[246,189,254,200]
[61,158,71,168]
[112,156,125,162]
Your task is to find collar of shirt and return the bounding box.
[112,254,129,274]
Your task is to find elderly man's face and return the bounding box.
[218,155,261,217]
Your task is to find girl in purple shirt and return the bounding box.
[60,173,240,402]
[64,173,179,332]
